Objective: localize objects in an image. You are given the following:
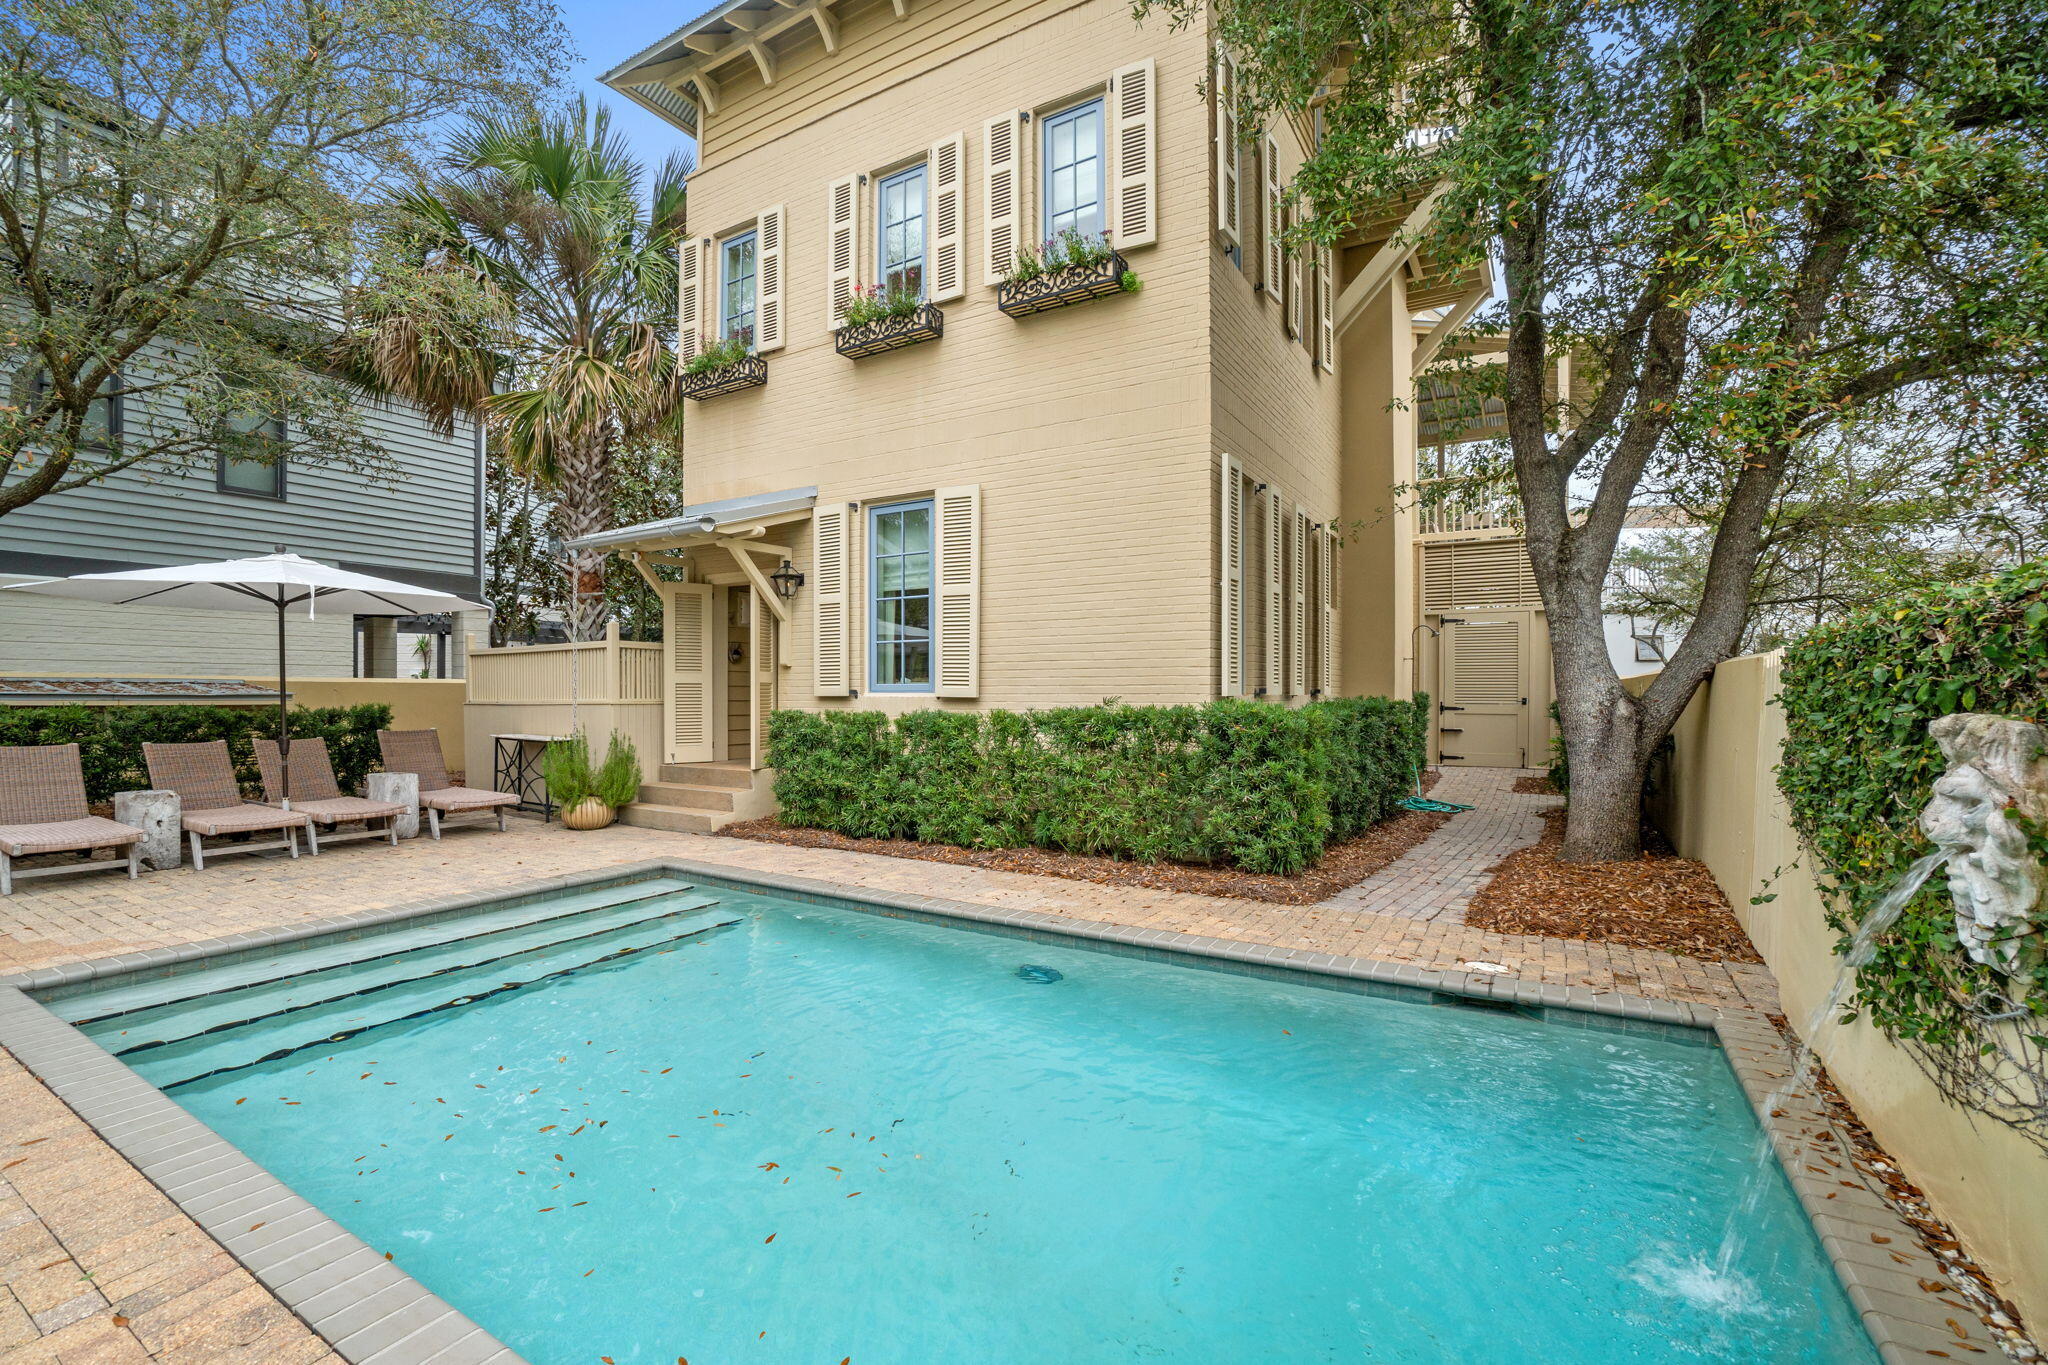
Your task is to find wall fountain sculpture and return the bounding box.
[1918,713,2048,972]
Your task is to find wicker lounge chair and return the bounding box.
[0,744,146,896]
[377,729,519,839]
[253,738,406,848]
[143,740,314,868]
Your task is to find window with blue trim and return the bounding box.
[869,499,933,691]
[1041,98,1105,242]
[877,164,927,299]
[720,230,757,346]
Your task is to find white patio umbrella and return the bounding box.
[1,547,487,804]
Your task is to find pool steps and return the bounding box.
[56,877,703,1023]
[85,892,726,1050]
[108,908,743,1088]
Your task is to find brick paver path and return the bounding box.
[0,803,1778,1361]
[1316,767,1560,923]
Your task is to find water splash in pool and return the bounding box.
[1712,850,1948,1274]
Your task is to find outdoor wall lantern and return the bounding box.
[770,558,806,599]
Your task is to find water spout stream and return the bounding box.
[1711,850,1949,1275]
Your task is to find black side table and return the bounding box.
[492,733,564,817]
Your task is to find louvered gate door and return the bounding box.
[1439,613,1527,766]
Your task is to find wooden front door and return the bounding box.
[663,582,715,764]
[1438,612,1528,766]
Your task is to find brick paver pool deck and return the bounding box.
[0,785,1994,1362]
[1315,766,1561,922]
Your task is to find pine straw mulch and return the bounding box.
[720,797,1452,907]
[1511,774,1561,796]
[1464,808,1765,962]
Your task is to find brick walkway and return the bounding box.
[1316,767,1560,922]
[0,801,1782,1362]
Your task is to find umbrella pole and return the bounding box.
[277,594,290,808]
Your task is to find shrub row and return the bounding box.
[0,703,393,803]
[767,696,1428,875]
[1778,559,2048,1048]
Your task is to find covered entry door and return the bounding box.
[662,582,715,764]
[1438,612,1528,766]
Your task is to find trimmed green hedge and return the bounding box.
[1779,561,2048,1046]
[0,703,394,803]
[767,696,1428,875]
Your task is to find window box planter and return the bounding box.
[997,250,1131,318]
[835,304,945,359]
[682,354,767,401]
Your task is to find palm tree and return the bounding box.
[349,98,690,640]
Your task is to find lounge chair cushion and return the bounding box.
[181,804,313,837]
[289,796,408,826]
[420,786,520,813]
[0,816,145,857]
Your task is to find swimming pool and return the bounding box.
[47,874,1879,1363]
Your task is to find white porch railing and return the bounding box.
[1414,475,1522,539]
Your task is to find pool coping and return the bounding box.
[0,856,1974,1365]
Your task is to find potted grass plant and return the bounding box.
[543,731,644,830]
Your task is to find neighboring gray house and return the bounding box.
[0,397,484,680]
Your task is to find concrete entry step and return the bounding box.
[617,804,730,836]
[636,781,737,813]
[657,761,754,789]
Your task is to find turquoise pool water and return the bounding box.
[67,879,1878,1363]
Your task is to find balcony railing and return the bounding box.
[1414,475,1522,538]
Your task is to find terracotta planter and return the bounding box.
[560,797,616,831]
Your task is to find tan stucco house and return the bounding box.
[578,0,1556,828]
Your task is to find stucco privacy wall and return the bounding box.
[1649,652,2048,1324]
[680,0,1214,711]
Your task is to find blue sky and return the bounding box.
[565,0,701,170]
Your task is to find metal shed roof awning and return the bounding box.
[562,486,817,553]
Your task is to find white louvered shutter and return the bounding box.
[933,485,981,698]
[1318,240,1336,371]
[929,133,966,301]
[1263,485,1284,696]
[1288,506,1308,696]
[1219,455,1244,696]
[677,237,703,363]
[663,582,715,763]
[754,205,785,352]
[1420,540,1541,612]
[1286,218,1305,340]
[812,503,853,695]
[1318,524,1338,694]
[1109,58,1157,249]
[1213,51,1240,247]
[983,111,1023,285]
[1263,132,1283,295]
[751,587,776,770]
[826,176,858,331]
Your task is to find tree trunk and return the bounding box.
[1551,640,1655,862]
[553,429,614,643]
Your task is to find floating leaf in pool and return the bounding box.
[1016,965,1063,984]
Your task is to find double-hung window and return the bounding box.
[869,499,933,692]
[25,366,121,449]
[877,164,927,299]
[217,384,287,498]
[1041,98,1105,242]
[720,230,758,347]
